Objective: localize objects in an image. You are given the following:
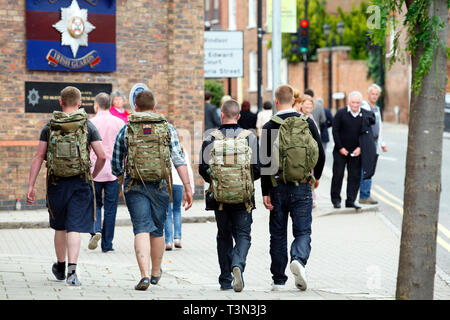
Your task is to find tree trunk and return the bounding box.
[396,0,448,300]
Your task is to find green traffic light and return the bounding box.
[300,47,308,53]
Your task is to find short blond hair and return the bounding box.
[60,86,81,107]
[275,85,294,105]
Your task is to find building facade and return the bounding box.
[0,0,204,209]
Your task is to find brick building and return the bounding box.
[0,0,204,210]
[207,0,449,125]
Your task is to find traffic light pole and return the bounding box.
[304,0,308,90]
[257,0,263,112]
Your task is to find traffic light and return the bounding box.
[290,19,310,55]
[299,19,309,54]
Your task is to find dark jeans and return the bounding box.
[269,182,312,285]
[214,207,253,289]
[92,180,120,251]
[331,149,362,205]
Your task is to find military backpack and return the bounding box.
[208,129,254,213]
[271,114,319,186]
[126,112,173,197]
[46,108,91,179]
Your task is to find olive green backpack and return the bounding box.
[46,108,91,179]
[271,115,319,186]
[208,129,254,213]
[125,112,173,198]
[46,108,95,220]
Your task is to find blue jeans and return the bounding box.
[92,180,120,251]
[360,169,372,199]
[124,178,170,237]
[164,185,184,244]
[214,207,253,289]
[269,182,312,285]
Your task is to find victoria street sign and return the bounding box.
[204,31,243,79]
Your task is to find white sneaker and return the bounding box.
[88,232,101,250]
[290,260,307,291]
[271,282,285,291]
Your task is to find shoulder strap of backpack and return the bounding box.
[271,115,285,125]
[210,129,225,141]
[236,129,252,140]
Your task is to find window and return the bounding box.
[249,51,257,92]
[205,0,221,29]
[248,0,256,28]
[228,0,236,30]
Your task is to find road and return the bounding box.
[326,122,450,280]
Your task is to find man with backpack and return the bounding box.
[260,85,325,291]
[27,86,107,287]
[199,99,260,292]
[111,89,193,291]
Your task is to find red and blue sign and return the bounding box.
[26,0,116,72]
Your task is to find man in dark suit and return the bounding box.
[331,91,375,210]
[204,91,221,132]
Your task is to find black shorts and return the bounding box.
[47,176,95,233]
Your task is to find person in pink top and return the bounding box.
[88,92,126,252]
[109,90,130,123]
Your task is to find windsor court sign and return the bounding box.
[204,31,243,79]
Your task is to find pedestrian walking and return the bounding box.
[26,86,106,287]
[204,91,221,132]
[199,99,261,292]
[110,90,130,123]
[330,91,376,210]
[111,89,193,291]
[88,92,126,253]
[164,140,195,251]
[260,85,325,291]
[237,100,257,130]
[319,98,333,152]
[293,92,319,208]
[256,101,273,138]
[359,84,388,205]
[305,88,326,130]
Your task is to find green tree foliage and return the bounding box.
[204,80,224,108]
[282,0,370,62]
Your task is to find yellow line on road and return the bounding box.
[374,185,403,205]
[373,185,450,239]
[372,187,450,252]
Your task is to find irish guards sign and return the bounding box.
[26,0,116,72]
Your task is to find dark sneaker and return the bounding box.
[52,263,65,281]
[135,277,150,291]
[88,233,102,250]
[66,273,82,286]
[232,267,244,292]
[220,284,233,291]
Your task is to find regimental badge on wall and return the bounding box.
[26,0,116,72]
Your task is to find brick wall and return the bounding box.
[0,0,204,210]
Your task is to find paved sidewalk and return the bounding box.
[0,169,449,300]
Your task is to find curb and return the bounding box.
[314,204,380,218]
[0,215,217,230]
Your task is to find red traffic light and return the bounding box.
[300,19,309,28]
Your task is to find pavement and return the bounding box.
[0,167,449,301]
